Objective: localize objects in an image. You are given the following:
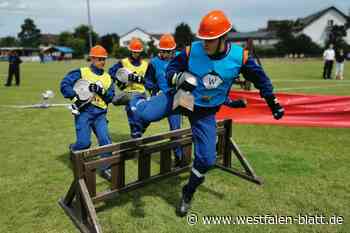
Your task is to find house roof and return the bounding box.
[42,46,74,53]
[295,6,349,31]
[150,33,163,40]
[228,30,277,40]
[120,27,158,40]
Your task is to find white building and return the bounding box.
[294,6,350,46]
[229,6,350,47]
[119,27,160,49]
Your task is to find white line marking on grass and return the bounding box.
[277,84,350,91]
[273,80,350,83]
[0,103,70,109]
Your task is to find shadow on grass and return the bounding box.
[95,175,187,218]
[94,169,226,218]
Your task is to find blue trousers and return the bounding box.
[128,91,216,172]
[72,106,112,170]
[168,113,183,158]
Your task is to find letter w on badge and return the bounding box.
[203,73,223,89]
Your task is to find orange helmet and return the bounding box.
[158,34,176,50]
[197,10,232,40]
[89,45,108,58]
[128,38,144,52]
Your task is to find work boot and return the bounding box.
[99,169,112,182]
[176,186,193,217]
[174,155,186,168]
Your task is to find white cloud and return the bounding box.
[0,0,28,11]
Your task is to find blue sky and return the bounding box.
[0,0,349,37]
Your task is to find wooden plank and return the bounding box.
[111,151,125,190]
[58,199,92,233]
[78,179,102,233]
[182,144,192,166]
[229,138,257,177]
[217,134,225,164]
[73,122,227,160]
[85,153,122,171]
[73,153,85,179]
[138,151,151,181]
[74,128,193,158]
[160,149,172,174]
[84,167,96,198]
[215,164,263,185]
[223,119,232,168]
[142,137,192,154]
[63,180,77,206]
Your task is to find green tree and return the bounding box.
[293,34,322,55]
[327,25,347,48]
[274,21,295,55]
[174,23,195,49]
[58,31,74,46]
[65,38,85,59]
[99,33,119,54]
[74,25,99,52]
[0,36,18,47]
[17,18,41,47]
[146,38,158,57]
[113,46,130,59]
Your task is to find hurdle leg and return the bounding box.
[160,149,172,174]
[138,151,151,181]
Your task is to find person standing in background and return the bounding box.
[335,48,345,80]
[5,50,22,86]
[322,44,335,80]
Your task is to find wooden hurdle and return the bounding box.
[59,119,262,233]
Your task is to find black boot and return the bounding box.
[176,170,205,217]
[99,169,112,182]
[176,185,193,217]
[174,155,186,168]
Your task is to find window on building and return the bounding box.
[327,19,334,27]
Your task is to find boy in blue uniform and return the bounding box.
[109,38,149,138]
[127,10,284,216]
[60,45,115,181]
[144,34,183,165]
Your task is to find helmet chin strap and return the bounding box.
[215,37,223,55]
[209,36,226,58]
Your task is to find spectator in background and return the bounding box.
[39,51,45,63]
[322,44,335,80]
[335,48,345,80]
[5,50,22,87]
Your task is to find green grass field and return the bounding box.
[0,59,349,233]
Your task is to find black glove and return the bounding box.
[89,83,104,96]
[225,99,247,108]
[116,80,127,90]
[128,73,144,84]
[265,95,284,120]
[71,95,90,115]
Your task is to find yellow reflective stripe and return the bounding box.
[80,67,112,109]
[121,58,148,93]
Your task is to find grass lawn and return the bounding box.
[0,59,349,233]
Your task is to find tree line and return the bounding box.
[0,18,195,59]
[1,18,348,58]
